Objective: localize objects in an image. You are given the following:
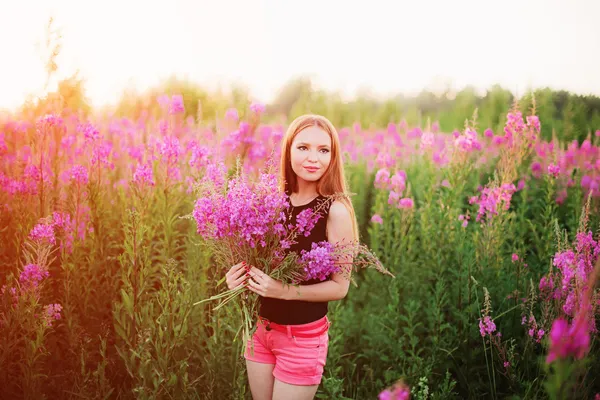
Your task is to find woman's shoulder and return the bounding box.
[328,199,349,215]
[327,199,352,224]
[325,199,354,242]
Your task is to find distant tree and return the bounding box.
[269,76,313,118]
[562,95,588,143]
[480,85,513,134]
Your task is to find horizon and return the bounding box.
[1,0,599,111]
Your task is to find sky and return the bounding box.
[1,0,599,110]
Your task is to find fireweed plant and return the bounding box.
[2,88,600,399]
[186,157,394,355]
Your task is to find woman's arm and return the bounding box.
[282,200,354,302]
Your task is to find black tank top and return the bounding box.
[259,194,334,325]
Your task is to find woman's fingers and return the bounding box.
[229,262,244,274]
[226,262,245,279]
[231,266,247,280]
[226,262,252,290]
[247,279,263,296]
[232,274,249,289]
[247,267,267,283]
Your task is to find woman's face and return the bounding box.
[290,126,332,184]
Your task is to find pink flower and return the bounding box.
[169,95,185,114]
[420,132,434,150]
[472,183,517,222]
[43,303,62,327]
[458,214,470,228]
[539,276,554,294]
[390,172,406,193]
[189,144,212,169]
[36,114,64,133]
[78,122,101,143]
[546,317,591,364]
[133,163,155,187]
[371,214,383,224]
[299,241,338,281]
[492,135,505,146]
[479,316,497,337]
[62,164,89,185]
[0,134,7,154]
[398,198,414,209]
[375,168,391,190]
[388,190,401,206]
[379,388,410,400]
[531,161,542,178]
[29,222,56,245]
[379,381,411,400]
[250,102,266,114]
[547,163,560,178]
[157,94,170,108]
[512,253,519,262]
[538,329,545,339]
[193,171,293,249]
[19,264,49,291]
[52,211,75,254]
[225,108,239,121]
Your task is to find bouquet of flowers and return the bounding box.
[187,157,394,351]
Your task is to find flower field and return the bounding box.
[1,95,599,399]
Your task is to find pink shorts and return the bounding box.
[244,315,330,386]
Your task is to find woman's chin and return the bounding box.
[300,173,322,182]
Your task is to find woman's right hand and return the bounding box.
[226,262,249,290]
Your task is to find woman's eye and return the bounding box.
[320,149,330,154]
[298,146,307,151]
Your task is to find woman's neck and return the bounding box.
[292,178,319,205]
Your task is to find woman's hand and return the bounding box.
[225,262,249,291]
[246,266,289,300]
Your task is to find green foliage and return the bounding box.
[2,92,599,399]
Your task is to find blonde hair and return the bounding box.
[280,114,359,241]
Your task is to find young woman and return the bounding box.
[225,114,359,400]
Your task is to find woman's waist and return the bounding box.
[257,314,330,337]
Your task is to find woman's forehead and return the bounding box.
[293,126,331,146]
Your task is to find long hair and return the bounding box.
[280,114,359,241]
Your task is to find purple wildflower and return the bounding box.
[169,95,185,115]
[547,163,560,178]
[398,198,414,209]
[250,102,266,114]
[225,108,239,121]
[43,303,62,327]
[29,222,56,245]
[374,168,391,190]
[62,164,89,185]
[299,241,338,282]
[133,163,155,187]
[371,214,383,224]
[546,317,590,363]
[479,316,497,337]
[19,264,49,291]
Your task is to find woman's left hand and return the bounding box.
[246,266,288,299]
